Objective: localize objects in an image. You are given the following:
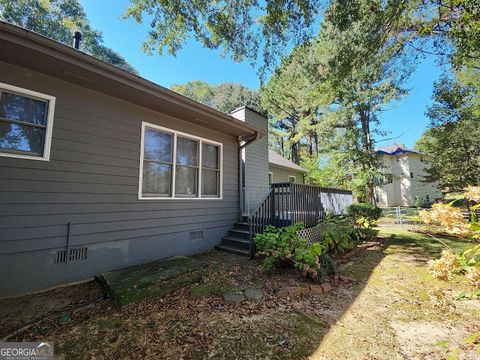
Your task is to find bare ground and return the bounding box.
[1,225,479,359]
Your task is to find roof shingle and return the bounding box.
[268,150,306,172]
[375,143,419,155]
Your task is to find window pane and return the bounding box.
[175,165,198,197]
[0,92,47,125]
[144,128,172,163]
[142,162,172,196]
[202,169,219,196]
[0,121,45,154]
[176,137,198,166]
[202,143,219,169]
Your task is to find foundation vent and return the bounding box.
[56,247,88,264]
[190,230,204,241]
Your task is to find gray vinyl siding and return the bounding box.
[232,108,269,190]
[0,62,239,297]
[245,136,269,189]
[269,165,305,184]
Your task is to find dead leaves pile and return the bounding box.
[12,258,351,359]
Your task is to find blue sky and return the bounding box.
[81,0,444,149]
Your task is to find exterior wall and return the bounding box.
[232,108,269,215]
[232,108,269,190]
[375,153,442,207]
[269,165,304,184]
[0,62,239,297]
[408,154,442,204]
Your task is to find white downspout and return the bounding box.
[238,132,261,221]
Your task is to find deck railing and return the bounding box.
[240,186,271,217]
[247,182,353,257]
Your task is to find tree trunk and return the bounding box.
[290,112,299,164]
[359,107,375,204]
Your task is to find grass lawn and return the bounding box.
[3,225,479,359]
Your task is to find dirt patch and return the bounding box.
[0,280,103,339]
[390,320,470,359]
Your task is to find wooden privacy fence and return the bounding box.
[247,182,353,256]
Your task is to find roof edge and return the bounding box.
[269,162,307,173]
[0,21,265,137]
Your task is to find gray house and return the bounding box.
[268,150,307,184]
[0,22,352,298]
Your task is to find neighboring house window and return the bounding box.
[385,174,393,184]
[374,175,384,185]
[288,175,296,183]
[395,156,400,162]
[410,172,414,178]
[420,156,424,162]
[0,83,55,161]
[139,122,222,199]
[425,194,430,203]
[268,172,273,185]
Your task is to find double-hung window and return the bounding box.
[139,122,222,199]
[175,136,199,197]
[201,142,221,197]
[0,83,55,161]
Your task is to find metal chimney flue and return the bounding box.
[72,31,82,49]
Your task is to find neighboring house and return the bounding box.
[374,144,442,207]
[268,150,306,184]
[0,22,352,297]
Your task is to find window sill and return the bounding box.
[0,151,50,161]
[138,196,223,200]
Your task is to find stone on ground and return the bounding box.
[244,288,263,300]
[223,291,245,304]
[99,256,205,305]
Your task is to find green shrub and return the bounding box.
[414,196,424,208]
[318,215,359,254]
[460,244,480,267]
[254,223,333,279]
[346,203,382,222]
[346,203,382,240]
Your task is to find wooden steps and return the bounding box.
[215,222,251,256]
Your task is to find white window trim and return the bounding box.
[0,82,56,161]
[138,121,223,200]
[288,175,296,183]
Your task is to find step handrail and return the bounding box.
[247,187,273,258]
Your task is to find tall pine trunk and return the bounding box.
[359,107,375,204]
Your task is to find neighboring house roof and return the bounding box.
[268,150,307,173]
[0,21,262,138]
[375,144,420,156]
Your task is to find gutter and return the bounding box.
[238,132,261,221]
